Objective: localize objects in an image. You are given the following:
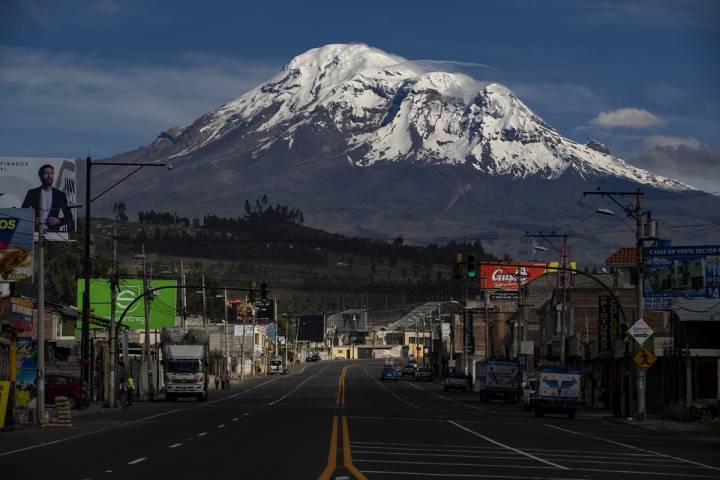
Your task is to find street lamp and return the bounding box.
[214,290,230,374]
[80,158,169,409]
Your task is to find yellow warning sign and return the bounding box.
[633,346,657,370]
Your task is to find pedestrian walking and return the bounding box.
[224,371,231,390]
[119,378,129,410]
[127,376,135,407]
[214,374,220,390]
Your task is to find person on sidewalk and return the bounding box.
[214,374,220,390]
[127,376,135,407]
[224,371,231,390]
[119,378,129,410]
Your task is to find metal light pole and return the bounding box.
[36,224,45,424]
[80,158,169,408]
[136,245,154,401]
[585,188,650,421]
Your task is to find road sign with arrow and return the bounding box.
[628,318,654,346]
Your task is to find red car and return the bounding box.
[45,374,90,409]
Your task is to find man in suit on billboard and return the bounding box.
[21,164,73,232]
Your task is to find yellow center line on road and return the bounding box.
[336,366,348,406]
[318,416,338,480]
[342,416,368,480]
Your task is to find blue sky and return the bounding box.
[1,0,719,190]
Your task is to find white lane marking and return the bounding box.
[406,381,495,412]
[297,365,307,375]
[204,376,285,405]
[168,443,182,449]
[364,367,418,408]
[196,432,207,437]
[448,421,569,470]
[575,468,720,478]
[217,424,225,428]
[268,366,326,406]
[545,424,720,471]
[360,471,584,479]
[355,458,556,469]
[232,417,239,422]
[353,450,545,460]
[0,409,180,458]
[127,457,147,465]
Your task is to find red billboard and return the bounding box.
[478,262,547,290]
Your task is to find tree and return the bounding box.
[113,202,128,223]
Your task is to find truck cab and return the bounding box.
[164,344,208,402]
[533,365,581,418]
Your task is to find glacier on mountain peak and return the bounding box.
[187,43,689,191]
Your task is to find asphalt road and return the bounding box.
[1,360,719,480]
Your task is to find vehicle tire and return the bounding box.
[67,396,79,409]
[535,407,544,417]
[567,410,576,419]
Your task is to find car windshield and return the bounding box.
[167,358,202,373]
[271,361,283,366]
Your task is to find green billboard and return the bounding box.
[76,279,177,330]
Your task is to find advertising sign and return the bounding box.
[16,338,37,409]
[10,297,34,330]
[0,381,11,428]
[478,262,547,291]
[76,279,177,329]
[441,322,451,340]
[598,296,620,357]
[234,324,254,337]
[0,157,77,240]
[0,208,33,281]
[645,245,720,298]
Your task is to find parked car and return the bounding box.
[443,371,469,392]
[269,359,288,375]
[401,363,417,377]
[522,378,537,411]
[306,353,321,362]
[415,367,433,382]
[45,374,90,409]
[381,367,399,382]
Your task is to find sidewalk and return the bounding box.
[608,415,720,443]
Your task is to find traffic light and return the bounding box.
[260,282,269,305]
[248,281,257,303]
[466,254,477,279]
[620,322,629,343]
[453,253,463,279]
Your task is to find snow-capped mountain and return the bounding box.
[165,43,685,189]
[98,44,715,259]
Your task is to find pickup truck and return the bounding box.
[443,371,469,392]
[534,365,581,418]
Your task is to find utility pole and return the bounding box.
[180,261,187,329]
[516,270,523,360]
[483,273,490,360]
[36,222,45,424]
[526,232,570,365]
[224,288,229,374]
[251,303,257,377]
[239,305,247,381]
[584,188,649,421]
[274,298,279,359]
[201,275,207,327]
[81,156,92,411]
[139,245,154,401]
[108,223,118,408]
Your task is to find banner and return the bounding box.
[0,208,33,282]
[478,262,547,291]
[76,279,177,329]
[645,245,720,299]
[10,297,34,330]
[234,324,254,337]
[598,296,620,357]
[0,157,77,240]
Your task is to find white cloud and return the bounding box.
[590,108,666,129]
[0,46,281,155]
[643,135,708,150]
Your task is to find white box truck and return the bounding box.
[161,328,209,402]
[534,365,581,418]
